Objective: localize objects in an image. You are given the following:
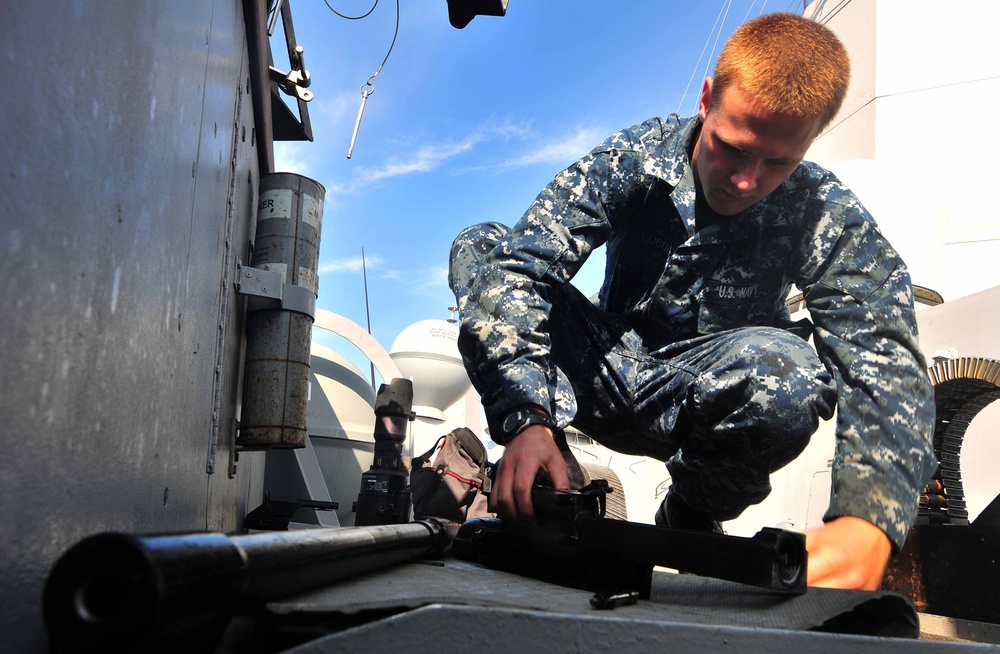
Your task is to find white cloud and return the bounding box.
[312,90,355,128]
[375,268,405,281]
[352,135,480,187]
[420,264,450,290]
[318,253,386,274]
[318,117,603,196]
[344,118,533,192]
[317,254,423,288]
[319,255,449,301]
[391,264,451,300]
[499,126,605,169]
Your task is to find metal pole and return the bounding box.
[362,247,376,389]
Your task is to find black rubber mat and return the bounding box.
[267,556,918,638]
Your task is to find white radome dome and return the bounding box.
[389,320,471,420]
[308,342,378,441]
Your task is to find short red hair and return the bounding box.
[712,13,850,131]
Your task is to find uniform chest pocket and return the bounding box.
[697,279,780,333]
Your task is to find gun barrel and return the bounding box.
[43,519,454,653]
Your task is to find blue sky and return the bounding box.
[273,1,799,371]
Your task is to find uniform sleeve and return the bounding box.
[798,179,937,550]
[456,127,650,420]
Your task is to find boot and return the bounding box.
[655,489,724,534]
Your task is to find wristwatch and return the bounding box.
[495,406,555,445]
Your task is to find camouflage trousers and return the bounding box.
[450,223,837,521]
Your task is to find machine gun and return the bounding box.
[452,481,807,600]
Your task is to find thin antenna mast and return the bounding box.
[362,247,376,389]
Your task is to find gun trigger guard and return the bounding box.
[578,480,610,517]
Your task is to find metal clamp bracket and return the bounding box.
[236,263,316,318]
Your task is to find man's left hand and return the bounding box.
[805,516,892,590]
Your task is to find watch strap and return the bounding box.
[495,406,554,445]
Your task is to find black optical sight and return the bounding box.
[353,378,415,525]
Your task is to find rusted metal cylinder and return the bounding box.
[239,172,325,448]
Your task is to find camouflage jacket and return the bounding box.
[461,114,936,547]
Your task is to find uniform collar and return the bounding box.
[642,114,701,189]
[646,114,797,238]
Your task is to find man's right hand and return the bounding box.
[489,425,570,524]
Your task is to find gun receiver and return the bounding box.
[452,481,807,599]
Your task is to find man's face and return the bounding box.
[691,78,822,216]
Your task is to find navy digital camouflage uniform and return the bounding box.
[449,114,936,549]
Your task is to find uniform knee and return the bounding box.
[690,328,836,444]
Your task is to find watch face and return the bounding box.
[498,409,553,443]
[501,411,523,435]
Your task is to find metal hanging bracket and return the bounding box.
[269,45,313,102]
